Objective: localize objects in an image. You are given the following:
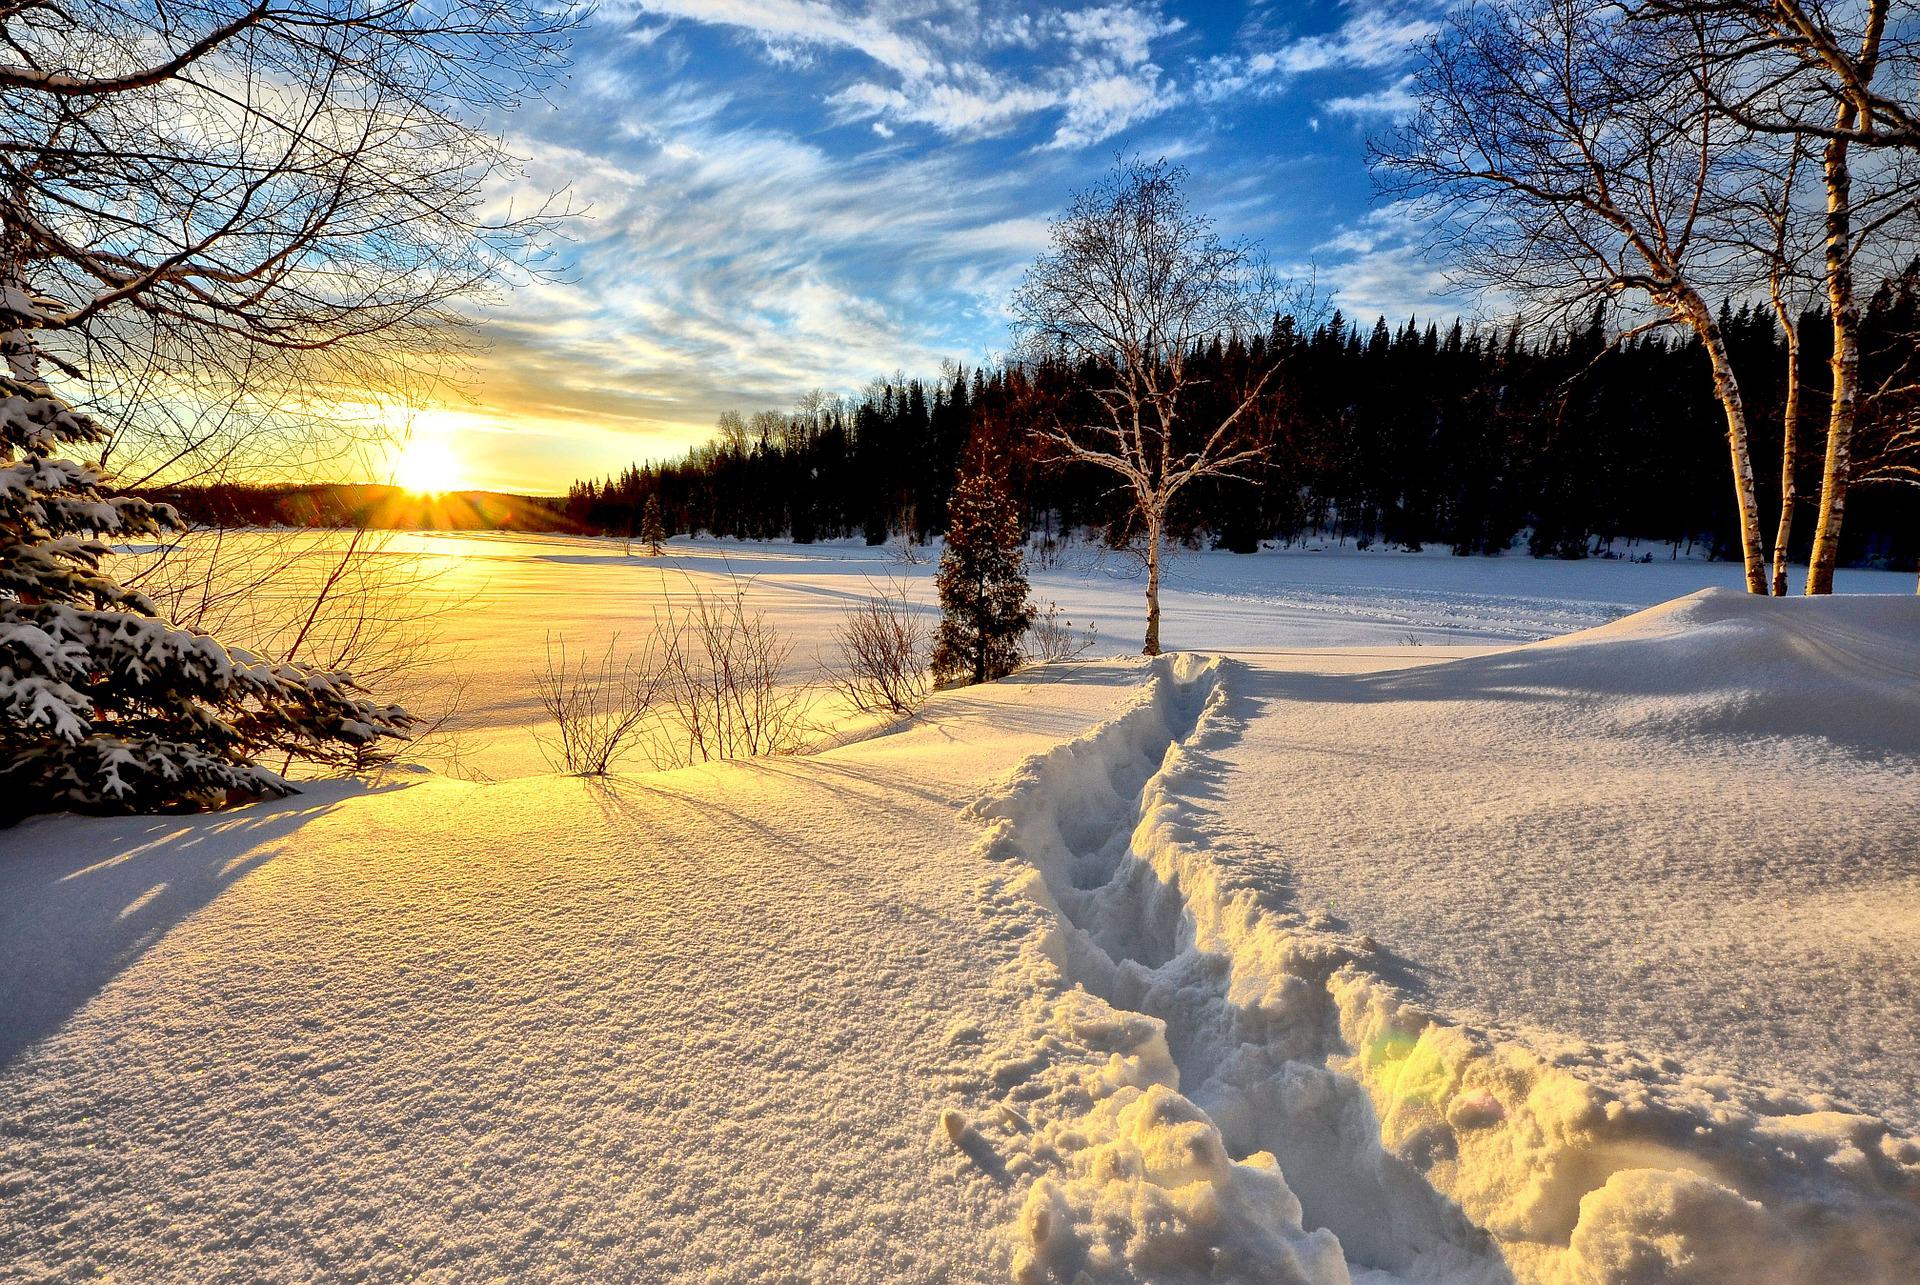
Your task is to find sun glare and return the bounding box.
[394,435,463,496]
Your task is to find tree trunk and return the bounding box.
[1772,329,1801,596]
[1142,509,1162,656]
[1686,297,1769,594]
[1807,127,1860,596]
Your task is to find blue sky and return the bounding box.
[436,0,1477,493]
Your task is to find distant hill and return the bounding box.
[140,482,587,533]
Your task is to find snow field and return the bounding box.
[0,664,1155,1283]
[111,530,1914,783]
[951,631,1920,1282]
[12,536,1919,1282]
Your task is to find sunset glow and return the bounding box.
[393,434,463,496]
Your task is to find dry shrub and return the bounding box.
[831,581,930,716]
[647,577,814,768]
[1023,601,1098,665]
[533,634,662,776]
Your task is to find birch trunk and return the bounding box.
[1806,127,1860,595]
[1142,505,1163,656]
[1684,295,1769,593]
[1771,326,1802,597]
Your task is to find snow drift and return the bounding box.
[957,595,1920,1283]
[1376,587,1920,755]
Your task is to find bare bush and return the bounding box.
[114,524,471,775]
[1027,534,1065,572]
[1024,602,1099,666]
[832,582,931,716]
[533,634,661,776]
[890,525,926,566]
[649,579,814,768]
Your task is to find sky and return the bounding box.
[425,0,1478,495]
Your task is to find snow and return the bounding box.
[104,530,1909,781]
[5,534,1918,1282]
[0,665,1144,1282]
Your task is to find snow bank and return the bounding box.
[959,633,1920,1282]
[1383,587,1920,755]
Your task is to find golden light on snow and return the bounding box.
[393,432,464,496]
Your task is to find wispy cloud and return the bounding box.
[425,2,1462,490]
[615,0,1187,147]
[1324,73,1419,120]
[1192,2,1439,102]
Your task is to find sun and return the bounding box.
[393,434,463,496]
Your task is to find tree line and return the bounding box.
[564,264,1920,571]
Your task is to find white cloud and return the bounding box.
[616,0,1186,148]
[1324,74,1419,120]
[1192,2,1439,102]
[459,76,1064,483]
[1315,202,1486,322]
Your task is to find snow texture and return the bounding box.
[956,593,1920,1283]
[5,536,1917,1282]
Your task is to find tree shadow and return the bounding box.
[0,783,392,1070]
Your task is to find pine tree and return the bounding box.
[0,376,414,821]
[932,449,1033,687]
[640,492,666,556]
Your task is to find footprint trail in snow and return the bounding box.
[951,654,1920,1284]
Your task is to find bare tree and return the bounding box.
[1012,157,1301,653]
[1379,0,1774,593]
[1642,0,1920,592]
[1730,136,1824,595]
[0,0,578,479]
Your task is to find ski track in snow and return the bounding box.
[955,652,1920,1283]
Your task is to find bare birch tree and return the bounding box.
[1642,0,1920,592]
[1011,157,1299,654]
[1728,136,1823,594]
[1379,0,1777,592]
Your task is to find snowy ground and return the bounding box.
[5,535,1918,1282]
[111,529,1909,780]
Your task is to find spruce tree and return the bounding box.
[0,376,413,821]
[640,492,666,555]
[932,448,1033,687]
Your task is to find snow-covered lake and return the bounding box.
[6,533,1918,1283]
[116,528,1918,780]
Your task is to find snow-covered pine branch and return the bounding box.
[0,375,413,821]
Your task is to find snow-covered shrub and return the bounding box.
[0,377,412,820]
[830,581,930,716]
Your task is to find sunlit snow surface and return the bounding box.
[4,534,1917,1282]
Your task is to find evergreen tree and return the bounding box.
[0,377,413,821]
[640,492,666,555]
[932,448,1033,687]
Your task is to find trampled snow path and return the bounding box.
[953,647,1920,1283]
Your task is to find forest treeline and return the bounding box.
[566,265,1920,568]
